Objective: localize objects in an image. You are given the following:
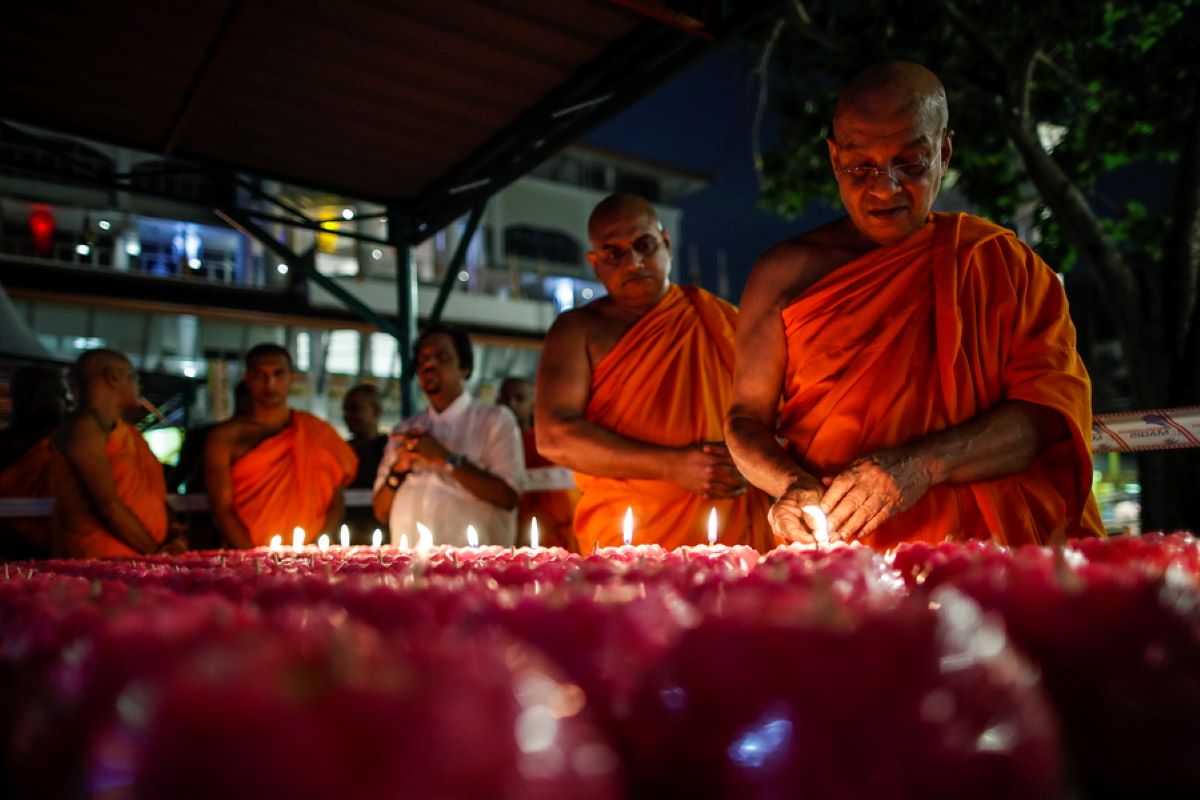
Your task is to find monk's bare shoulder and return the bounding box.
[546,298,628,367]
[53,410,105,453]
[206,417,261,462]
[745,218,868,310]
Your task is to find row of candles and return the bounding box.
[263,505,831,554]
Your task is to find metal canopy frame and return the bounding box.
[1,1,785,413]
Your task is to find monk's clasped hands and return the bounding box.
[675,442,746,499]
[820,449,933,542]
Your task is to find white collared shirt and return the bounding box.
[375,392,524,546]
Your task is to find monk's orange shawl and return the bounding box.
[574,285,774,551]
[0,438,55,550]
[231,411,357,546]
[780,212,1103,548]
[50,420,168,558]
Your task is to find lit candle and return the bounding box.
[530,517,539,550]
[292,527,306,550]
[416,522,434,553]
[268,534,282,551]
[623,506,634,547]
[317,533,330,552]
[371,528,383,548]
[800,505,830,547]
[466,524,479,548]
[339,524,350,548]
[398,532,410,549]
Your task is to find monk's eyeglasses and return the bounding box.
[594,233,661,267]
[837,159,932,186]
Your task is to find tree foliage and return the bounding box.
[758,0,1200,528]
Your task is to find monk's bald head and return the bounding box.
[587,193,663,242]
[74,348,133,388]
[833,61,948,141]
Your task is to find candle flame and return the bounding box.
[530,517,539,549]
[623,506,633,546]
[800,505,829,547]
[268,534,282,551]
[339,524,350,548]
[466,524,479,548]
[708,507,718,545]
[317,533,330,552]
[416,522,434,553]
[398,532,409,549]
[371,528,383,548]
[292,527,306,549]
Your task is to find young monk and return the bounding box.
[727,61,1104,549]
[536,193,772,552]
[49,350,182,557]
[206,344,356,548]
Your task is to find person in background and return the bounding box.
[170,381,251,494]
[498,376,578,551]
[49,349,183,557]
[206,344,356,548]
[342,383,388,543]
[373,325,523,547]
[0,366,71,558]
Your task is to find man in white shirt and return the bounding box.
[372,324,524,546]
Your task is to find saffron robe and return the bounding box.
[230,411,357,546]
[779,212,1104,548]
[50,420,168,558]
[0,437,55,552]
[573,285,774,552]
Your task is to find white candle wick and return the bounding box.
[317,533,330,552]
[466,524,479,548]
[339,524,350,548]
[530,517,539,549]
[268,534,282,551]
[292,527,306,550]
[371,528,383,548]
[707,507,718,546]
[800,505,829,546]
[623,507,634,547]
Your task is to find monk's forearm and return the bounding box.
[97,500,160,554]
[372,486,396,525]
[725,413,814,497]
[905,400,1065,486]
[322,491,346,537]
[212,508,253,550]
[538,418,680,481]
[452,463,518,510]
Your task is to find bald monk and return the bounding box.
[499,376,578,551]
[537,193,773,552]
[49,350,181,558]
[206,344,356,548]
[0,367,70,557]
[727,61,1103,549]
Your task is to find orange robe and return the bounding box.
[779,212,1103,548]
[50,420,168,558]
[573,284,774,552]
[230,411,357,546]
[517,426,578,550]
[0,438,55,552]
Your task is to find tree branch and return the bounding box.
[1005,117,1140,338]
[938,0,1009,71]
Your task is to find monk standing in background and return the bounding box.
[0,367,71,558]
[49,350,181,558]
[206,344,356,548]
[727,61,1103,549]
[499,376,577,551]
[537,193,772,552]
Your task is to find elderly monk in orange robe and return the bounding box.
[537,193,773,552]
[727,61,1103,549]
[49,350,182,558]
[206,344,356,548]
[499,376,578,551]
[0,367,71,557]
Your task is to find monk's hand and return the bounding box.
[673,442,744,498]
[399,430,450,467]
[767,475,825,544]
[821,449,932,542]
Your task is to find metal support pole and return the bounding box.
[387,205,418,416]
[428,203,486,325]
[215,208,402,340]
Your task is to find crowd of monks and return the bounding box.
[0,62,1104,560]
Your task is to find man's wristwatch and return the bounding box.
[444,452,466,471]
[385,470,406,490]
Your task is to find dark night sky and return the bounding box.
[584,38,837,302]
